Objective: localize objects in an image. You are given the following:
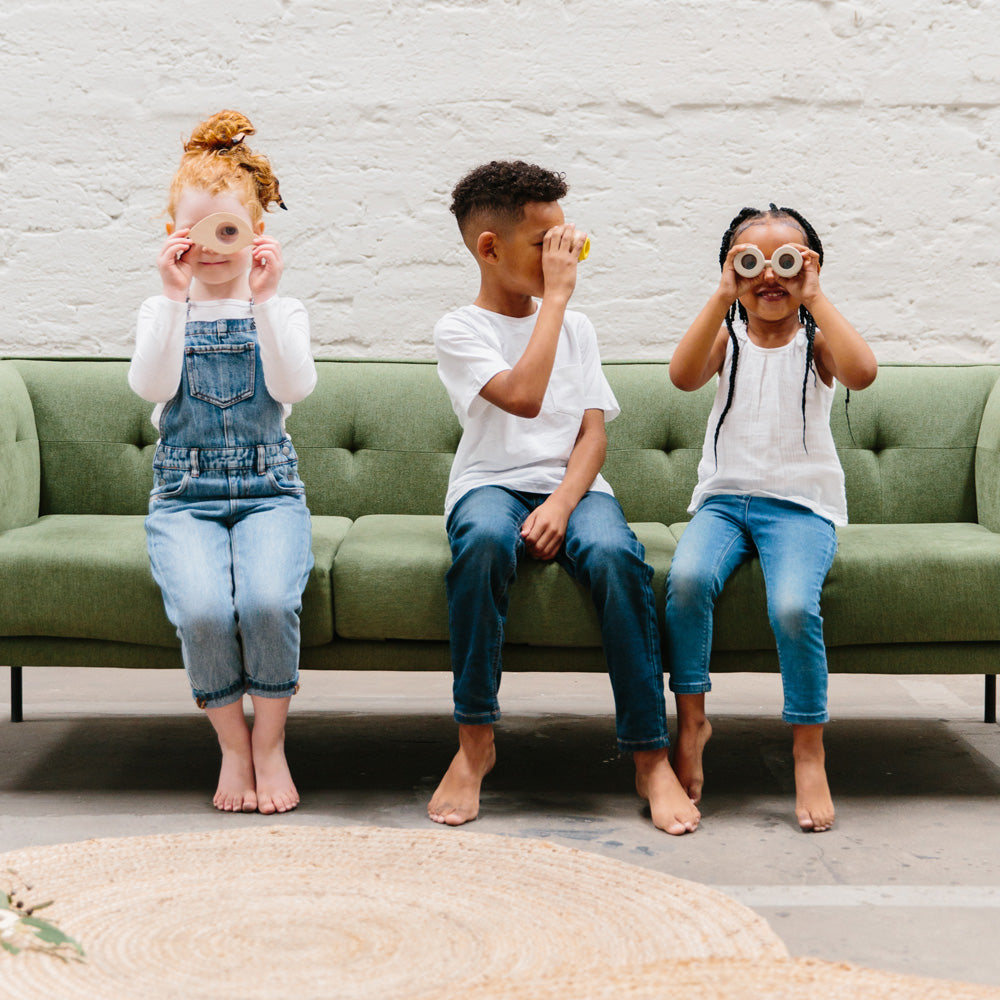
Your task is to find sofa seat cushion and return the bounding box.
[333,514,677,646]
[669,520,1000,651]
[0,514,350,648]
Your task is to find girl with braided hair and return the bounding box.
[665,205,877,831]
[129,111,315,814]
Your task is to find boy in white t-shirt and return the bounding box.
[430,161,700,835]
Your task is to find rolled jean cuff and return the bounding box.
[782,710,829,725]
[193,679,246,710]
[668,680,713,695]
[246,678,300,700]
[454,708,501,726]
[618,734,671,753]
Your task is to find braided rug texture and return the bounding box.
[1,825,993,999]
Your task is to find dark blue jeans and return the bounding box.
[445,486,669,751]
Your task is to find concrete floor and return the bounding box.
[1,665,998,988]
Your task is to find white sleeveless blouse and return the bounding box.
[688,320,847,526]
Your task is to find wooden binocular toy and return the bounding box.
[733,244,802,279]
[187,213,256,255]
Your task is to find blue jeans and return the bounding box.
[665,495,838,725]
[446,486,669,751]
[146,480,313,709]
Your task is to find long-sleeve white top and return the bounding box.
[128,295,316,431]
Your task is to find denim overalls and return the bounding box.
[145,306,314,709]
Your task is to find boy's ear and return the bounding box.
[255,220,265,235]
[476,231,499,264]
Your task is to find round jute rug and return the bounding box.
[463,957,1000,1000]
[2,826,993,1000]
[0,824,782,999]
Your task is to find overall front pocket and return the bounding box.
[185,342,256,407]
[266,464,306,495]
[149,469,190,502]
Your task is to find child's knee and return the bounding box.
[177,601,235,641]
[666,563,715,608]
[452,519,519,570]
[768,596,819,640]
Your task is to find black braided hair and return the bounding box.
[712,203,828,463]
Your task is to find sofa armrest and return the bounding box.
[975,374,1000,532]
[0,361,40,531]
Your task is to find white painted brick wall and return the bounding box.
[3,0,999,363]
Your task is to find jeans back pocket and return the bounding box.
[185,343,256,408]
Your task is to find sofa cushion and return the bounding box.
[0,514,350,648]
[669,520,1000,652]
[333,514,677,646]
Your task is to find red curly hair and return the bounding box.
[167,110,284,224]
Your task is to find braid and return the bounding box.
[770,204,834,449]
[799,305,817,450]
[712,303,740,467]
[712,207,765,462]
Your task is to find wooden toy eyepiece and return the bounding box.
[578,237,591,262]
[187,213,255,255]
[733,245,765,278]
[770,244,802,278]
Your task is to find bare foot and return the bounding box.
[673,693,712,803]
[635,748,700,835]
[251,695,299,815]
[793,724,835,832]
[206,702,258,812]
[253,739,299,815]
[428,724,496,826]
[214,744,257,812]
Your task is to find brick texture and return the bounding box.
[2,1,999,362]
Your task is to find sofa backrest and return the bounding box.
[602,362,1000,526]
[6,358,1000,526]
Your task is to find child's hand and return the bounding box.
[541,223,588,302]
[774,244,822,307]
[157,229,194,302]
[520,496,573,561]
[719,243,766,304]
[249,235,284,302]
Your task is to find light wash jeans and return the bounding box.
[446,486,669,751]
[665,495,838,725]
[146,487,313,708]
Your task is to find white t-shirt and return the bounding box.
[434,303,620,518]
[689,320,848,526]
[128,295,315,431]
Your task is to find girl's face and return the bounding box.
[732,219,810,326]
[169,189,263,299]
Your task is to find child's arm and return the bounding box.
[520,408,607,560]
[128,297,186,402]
[255,297,317,403]
[670,244,752,391]
[128,230,195,401]
[777,246,877,389]
[479,224,587,417]
[806,293,878,391]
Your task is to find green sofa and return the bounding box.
[2,358,999,723]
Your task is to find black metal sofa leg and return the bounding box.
[987,674,997,725]
[10,666,22,723]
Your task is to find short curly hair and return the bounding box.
[450,160,568,239]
